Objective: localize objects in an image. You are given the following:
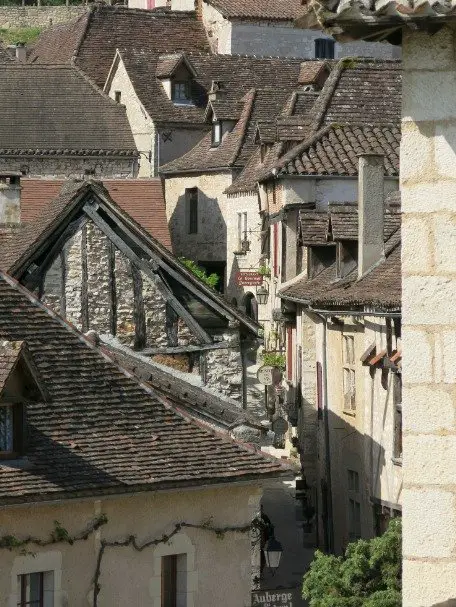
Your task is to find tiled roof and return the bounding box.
[29,6,210,89]
[18,179,171,249]
[0,271,286,504]
[104,344,264,431]
[329,203,400,241]
[206,0,304,20]
[280,232,401,310]
[0,64,137,157]
[227,58,400,194]
[274,123,400,177]
[298,211,330,245]
[159,53,312,173]
[120,51,307,129]
[0,341,22,393]
[295,0,450,42]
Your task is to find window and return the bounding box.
[393,373,402,461]
[348,470,361,541]
[114,90,121,103]
[0,403,24,458]
[17,571,54,607]
[186,188,198,234]
[172,81,192,104]
[236,211,248,252]
[315,38,335,59]
[212,121,222,147]
[161,554,187,607]
[342,334,356,412]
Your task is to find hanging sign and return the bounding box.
[251,589,294,607]
[257,365,274,385]
[236,271,263,286]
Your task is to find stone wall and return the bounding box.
[401,26,456,606]
[106,57,206,177]
[0,156,137,179]
[202,0,399,58]
[164,172,232,266]
[0,5,86,29]
[205,327,243,402]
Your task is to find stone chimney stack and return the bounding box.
[357,153,385,278]
[0,173,21,224]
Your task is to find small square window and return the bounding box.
[315,38,335,59]
[114,91,121,103]
[172,82,192,105]
[17,571,54,607]
[348,469,359,493]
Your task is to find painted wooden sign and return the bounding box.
[251,589,294,606]
[235,271,263,286]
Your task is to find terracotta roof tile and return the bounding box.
[18,179,171,249]
[0,271,286,504]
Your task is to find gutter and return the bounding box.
[160,166,234,176]
[279,293,401,317]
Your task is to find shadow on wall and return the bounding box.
[169,188,227,263]
[432,602,456,606]
[309,408,389,554]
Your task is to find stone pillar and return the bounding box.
[357,153,384,277]
[402,26,456,606]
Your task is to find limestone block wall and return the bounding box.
[0,484,261,607]
[0,156,137,179]
[164,172,232,267]
[401,26,456,606]
[225,191,263,306]
[0,5,86,29]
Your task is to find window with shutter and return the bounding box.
[342,334,356,413]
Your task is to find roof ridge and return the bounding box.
[72,5,93,60]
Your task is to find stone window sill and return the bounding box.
[392,457,402,467]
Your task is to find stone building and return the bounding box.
[28,5,211,177]
[160,57,328,307]
[0,63,138,179]
[279,180,402,554]
[128,0,400,60]
[0,177,263,416]
[0,271,287,606]
[296,1,456,605]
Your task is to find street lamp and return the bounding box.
[263,536,283,571]
[256,285,269,305]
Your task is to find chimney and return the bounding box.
[357,154,385,278]
[15,43,26,63]
[0,173,21,224]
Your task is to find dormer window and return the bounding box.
[308,245,336,279]
[336,241,358,278]
[212,120,222,147]
[0,402,24,458]
[172,81,192,105]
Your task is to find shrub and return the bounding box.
[179,258,219,289]
[302,518,401,607]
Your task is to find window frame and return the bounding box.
[171,81,192,104]
[114,90,121,103]
[186,188,198,235]
[161,553,187,607]
[315,38,335,59]
[211,120,222,147]
[0,401,24,459]
[17,570,54,607]
[342,333,356,413]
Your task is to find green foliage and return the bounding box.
[302,518,402,607]
[0,27,41,45]
[261,352,286,369]
[258,265,271,277]
[179,257,219,289]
